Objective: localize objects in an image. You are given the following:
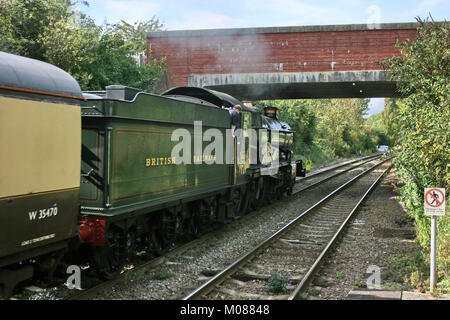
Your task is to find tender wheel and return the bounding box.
[151,229,169,256]
[186,214,201,239]
[88,246,122,280]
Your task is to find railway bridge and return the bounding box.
[147,22,418,100]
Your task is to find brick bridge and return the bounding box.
[147,23,418,100]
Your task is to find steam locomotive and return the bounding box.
[0,51,305,298]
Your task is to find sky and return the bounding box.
[79,0,449,116]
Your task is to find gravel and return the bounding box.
[306,167,419,300]
[85,158,384,300]
[15,156,391,300]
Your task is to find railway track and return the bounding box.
[64,154,385,300]
[296,153,378,183]
[10,154,385,300]
[293,153,380,193]
[182,157,392,300]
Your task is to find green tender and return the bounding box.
[80,92,236,217]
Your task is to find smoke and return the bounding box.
[366,5,381,29]
[214,34,273,74]
[155,30,277,98]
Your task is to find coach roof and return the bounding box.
[0,51,83,100]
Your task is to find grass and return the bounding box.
[266,273,289,294]
[334,273,345,280]
[151,269,173,281]
[168,255,191,263]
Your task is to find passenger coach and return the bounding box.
[0,52,83,296]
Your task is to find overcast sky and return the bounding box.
[79,0,449,116]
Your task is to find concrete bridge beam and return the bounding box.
[188,70,398,100]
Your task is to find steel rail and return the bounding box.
[288,163,391,299]
[183,156,392,300]
[294,154,382,194]
[65,155,383,300]
[297,153,380,182]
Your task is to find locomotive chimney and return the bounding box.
[264,106,278,119]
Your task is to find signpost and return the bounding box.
[424,188,446,296]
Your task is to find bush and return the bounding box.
[267,272,289,294]
[382,17,449,292]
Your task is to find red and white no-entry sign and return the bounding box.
[424,188,446,216]
[424,187,446,295]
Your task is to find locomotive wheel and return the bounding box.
[251,179,265,210]
[88,226,128,279]
[232,188,242,218]
[276,187,284,200]
[287,185,294,196]
[264,180,276,204]
[286,177,295,196]
[199,198,218,230]
[187,216,201,239]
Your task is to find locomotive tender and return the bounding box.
[0,51,305,297]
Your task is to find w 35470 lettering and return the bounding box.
[28,206,58,221]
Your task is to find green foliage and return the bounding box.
[334,273,345,279]
[257,99,316,149]
[151,269,172,280]
[382,17,449,291]
[267,272,289,294]
[39,15,100,89]
[314,98,371,157]
[86,19,167,91]
[0,0,71,59]
[0,0,167,91]
[256,97,379,169]
[387,248,428,290]
[365,113,391,147]
[380,98,401,145]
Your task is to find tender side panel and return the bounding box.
[110,123,229,205]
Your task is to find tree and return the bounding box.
[86,19,167,91]
[0,0,72,59]
[380,98,401,145]
[256,97,376,165]
[313,98,371,157]
[256,99,316,156]
[0,0,167,91]
[382,17,449,286]
[39,14,100,89]
[364,113,390,146]
[382,17,449,193]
